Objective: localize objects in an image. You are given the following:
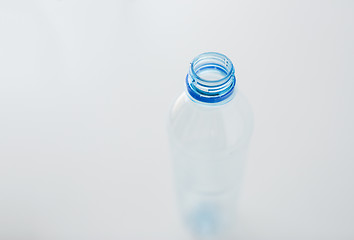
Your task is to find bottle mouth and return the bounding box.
[186,52,236,104]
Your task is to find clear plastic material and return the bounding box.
[168,52,253,239]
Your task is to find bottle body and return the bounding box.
[167,52,253,238]
[168,89,253,237]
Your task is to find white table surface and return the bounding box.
[1,1,354,239]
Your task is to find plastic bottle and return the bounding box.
[168,52,253,238]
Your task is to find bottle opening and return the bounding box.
[186,52,236,104]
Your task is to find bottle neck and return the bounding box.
[185,52,236,105]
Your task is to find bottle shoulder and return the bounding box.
[169,90,253,126]
[168,90,254,152]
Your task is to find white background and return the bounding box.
[1,0,354,239]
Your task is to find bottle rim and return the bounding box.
[186,52,236,104]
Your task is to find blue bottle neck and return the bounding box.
[185,52,236,105]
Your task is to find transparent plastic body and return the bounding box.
[168,53,253,238]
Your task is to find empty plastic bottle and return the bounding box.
[168,52,253,238]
